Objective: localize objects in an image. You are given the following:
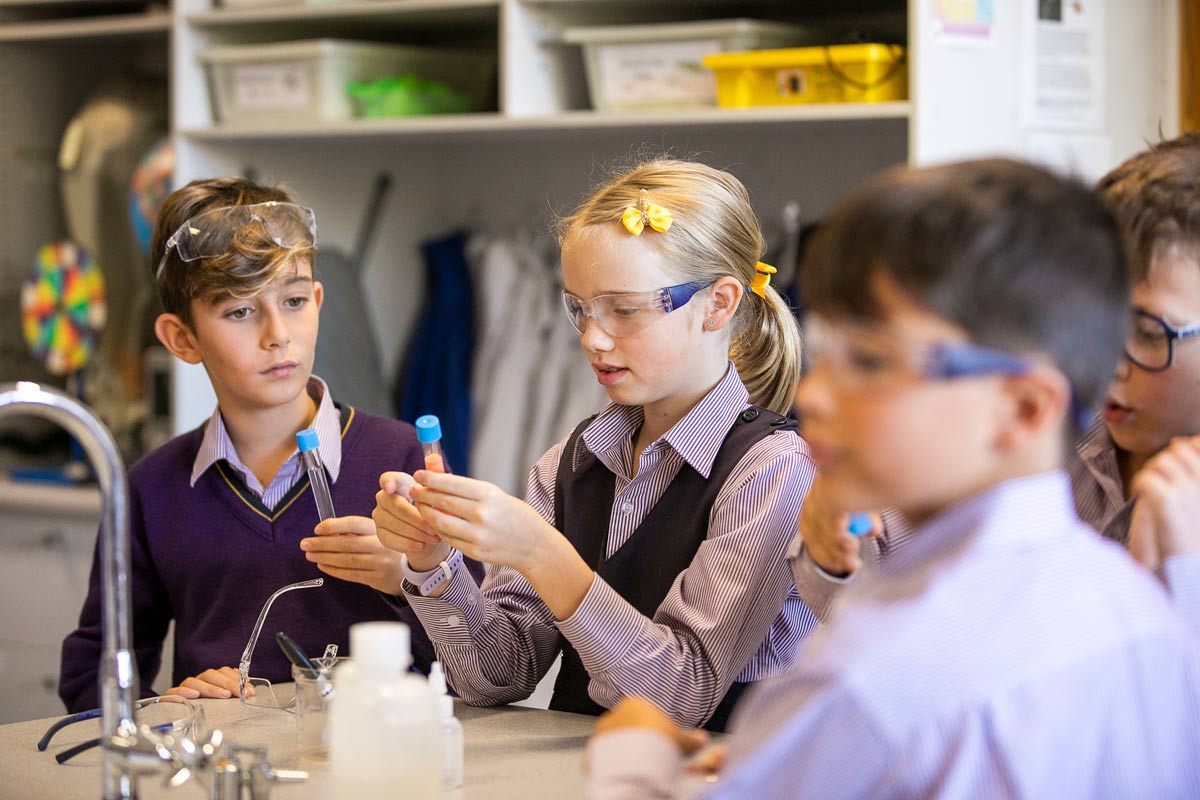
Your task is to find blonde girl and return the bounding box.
[373,159,815,731]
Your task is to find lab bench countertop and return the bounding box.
[0,698,597,799]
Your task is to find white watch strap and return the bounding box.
[401,549,463,596]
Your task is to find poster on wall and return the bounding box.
[931,0,997,46]
[1021,0,1106,130]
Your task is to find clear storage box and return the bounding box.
[563,19,815,111]
[200,39,494,125]
[703,43,908,107]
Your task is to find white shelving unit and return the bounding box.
[162,0,1177,430]
[0,0,1181,434]
[0,9,168,41]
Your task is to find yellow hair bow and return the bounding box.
[621,203,673,236]
[750,261,777,298]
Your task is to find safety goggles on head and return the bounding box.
[562,280,714,337]
[154,201,317,281]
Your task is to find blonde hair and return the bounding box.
[152,177,314,326]
[555,159,802,415]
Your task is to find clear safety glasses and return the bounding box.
[38,695,205,764]
[238,577,326,713]
[562,280,714,337]
[154,201,318,281]
[801,315,1031,392]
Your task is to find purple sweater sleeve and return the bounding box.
[59,485,173,713]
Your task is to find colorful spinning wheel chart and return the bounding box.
[21,242,107,375]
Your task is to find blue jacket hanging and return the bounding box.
[395,231,475,475]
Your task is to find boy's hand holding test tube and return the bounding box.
[797,475,883,578]
[295,427,410,595]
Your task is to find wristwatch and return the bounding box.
[400,548,463,596]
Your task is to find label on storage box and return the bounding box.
[597,40,720,107]
[232,62,312,110]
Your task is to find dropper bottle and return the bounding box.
[428,661,463,791]
[297,428,336,521]
[415,415,447,473]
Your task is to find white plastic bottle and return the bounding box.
[428,661,464,791]
[330,622,442,799]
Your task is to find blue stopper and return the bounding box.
[847,512,873,536]
[415,415,442,444]
[296,428,320,453]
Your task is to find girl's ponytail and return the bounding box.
[731,283,802,416]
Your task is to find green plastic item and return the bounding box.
[346,74,471,117]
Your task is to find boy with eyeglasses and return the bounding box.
[584,158,1200,798]
[1070,133,1200,604]
[58,178,478,713]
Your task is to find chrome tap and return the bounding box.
[0,382,305,799]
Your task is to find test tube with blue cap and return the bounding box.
[297,428,336,521]
[847,512,873,537]
[416,415,446,473]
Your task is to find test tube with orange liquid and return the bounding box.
[415,415,446,473]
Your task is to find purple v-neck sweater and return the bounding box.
[59,406,466,713]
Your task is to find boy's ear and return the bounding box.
[154,313,203,365]
[313,279,324,311]
[994,364,1071,450]
[703,276,744,331]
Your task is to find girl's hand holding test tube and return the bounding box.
[373,471,449,571]
[407,470,595,618]
[375,468,594,618]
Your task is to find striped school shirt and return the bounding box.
[403,363,819,727]
[1067,417,1133,543]
[587,471,1200,799]
[190,376,342,511]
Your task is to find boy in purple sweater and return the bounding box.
[59,178,469,712]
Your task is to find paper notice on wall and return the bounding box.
[931,0,997,46]
[1021,0,1105,129]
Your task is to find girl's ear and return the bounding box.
[703,276,744,332]
[154,313,203,365]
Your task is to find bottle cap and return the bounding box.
[296,428,320,453]
[349,621,411,670]
[415,415,442,444]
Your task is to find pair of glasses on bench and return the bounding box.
[38,695,205,765]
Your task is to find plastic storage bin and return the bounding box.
[200,39,494,125]
[563,19,815,111]
[703,43,907,107]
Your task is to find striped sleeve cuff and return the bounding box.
[557,574,648,674]
[402,563,485,647]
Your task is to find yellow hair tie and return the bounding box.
[621,202,673,236]
[750,261,777,298]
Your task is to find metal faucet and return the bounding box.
[0,382,305,799]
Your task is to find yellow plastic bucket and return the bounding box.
[703,43,907,107]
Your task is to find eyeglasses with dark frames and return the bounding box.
[1124,309,1200,372]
